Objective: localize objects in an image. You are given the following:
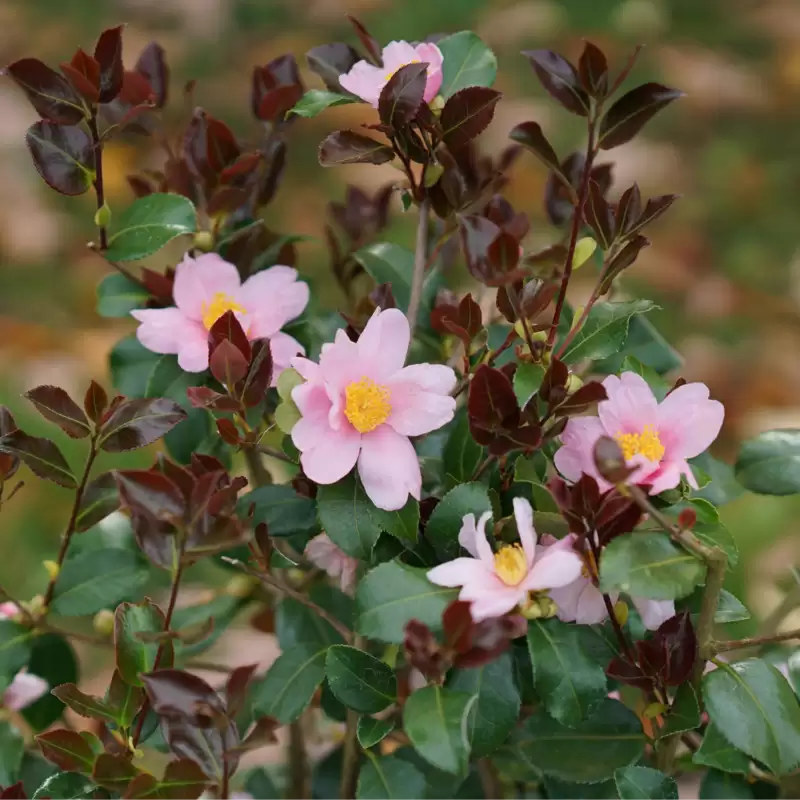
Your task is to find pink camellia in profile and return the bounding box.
[3,671,48,711]
[427,498,583,621]
[339,41,444,108]
[305,534,359,594]
[555,371,724,494]
[131,253,309,377]
[290,308,456,511]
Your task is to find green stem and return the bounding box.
[407,198,430,335]
[339,635,365,799]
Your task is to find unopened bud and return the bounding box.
[677,508,697,530]
[429,95,445,114]
[93,609,115,637]
[424,163,444,187]
[287,568,305,585]
[593,436,634,485]
[225,574,256,599]
[193,230,215,252]
[94,202,111,229]
[519,593,558,620]
[566,373,584,394]
[613,600,629,627]
[43,560,60,581]
[24,594,46,618]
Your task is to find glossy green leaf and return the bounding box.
[543,777,618,799]
[513,363,545,409]
[317,474,383,560]
[369,498,420,546]
[403,685,474,775]
[561,300,655,364]
[699,770,754,800]
[526,618,607,728]
[357,717,395,749]
[276,584,354,650]
[22,634,78,731]
[356,754,426,800]
[114,599,172,687]
[32,772,99,800]
[515,699,645,784]
[290,89,355,117]
[104,193,197,262]
[437,32,497,99]
[425,482,492,560]
[325,645,396,714]
[693,522,738,567]
[253,644,327,723]
[735,429,800,495]
[96,273,149,318]
[658,683,700,739]
[50,549,149,616]
[693,723,750,775]
[109,336,161,398]
[702,659,800,775]
[356,561,457,644]
[595,315,682,376]
[614,766,678,799]
[600,532,705,600]
[0,722,24,787]
[241,484,318,538]
[0,621,35,676]
[448,651,520,755]
[442,412,485,485]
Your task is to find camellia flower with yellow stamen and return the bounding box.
[131,253,309,377]
[339,40,444,108]
[426,498,583,622]
[554,371,724,495]
[290,308,456,510]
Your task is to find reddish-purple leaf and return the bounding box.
[598,82,685,150]
[614,184,642,237]
[60,48,101,103]
[25,121,94,196]
[556,381,608,416]
[209,340,249,387]
[84,380,108,424]
[378,62,427,129]
[92,753,140,792]
[599,234,650,295]
[252,55,304,122]
[237,716,280,752]
[36,728,98,772]
[225,664,257,718]
[538,358,569,406]
[115,469,185,520]
[238,339,273,408]
[522,50,589,117]
[94,25,125,103]
[577,41,609,98]
[75,472,120,532]
[5,58,86,123]
[468,364,520,433]
[99,398,186,452]
[0,429,76,487]
[441,86,501,150]
[520,280,558,320]
[208,310,251,364]
[584,180,614,249]
[306,43,361,93]
[135,42,168,108]
[442,600,474,654]
[658,611,696,686]
[0,783,26,799]
[318,130,394,166]
[51,684,117,723]
[25,384,90,439]
[509,121,565,181]
[627,194,679,237]
[347,15,382,64]
[142,669,222,719]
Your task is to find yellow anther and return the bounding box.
[201,292,246,330]
[344,377,392,433]
[494,544,528,586]
[615,424,665,462]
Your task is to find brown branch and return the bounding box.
[713,627,800,654]
[88,111,108,251]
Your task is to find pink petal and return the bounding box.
[576,584,613,625]
[173,253,242,321]
[357,308,410,381]
[524,547,583,591]
[382,41,422,72]
[385,364,456,436]
[457,513,480,558]
[631,597,675,630]
[0,602,19,619]
[292,386,335,453]
[240,267,309,339]
[319,329,363,390]
[299,424,361,485]
[415,43,444,102]
[458,511,495,567]
[467,587,526,621]
[4,672,48,711]
[269,332,305,384]
[550,577,589,623]
[292,355,322,382]
[657,383,724,459]
[427,557,493,588]
[512,497,537,566]
[132,308,210,372]
[357,425,420,511]
[599,372,658,436]
[645,461,683,495]
[339,60,384,107]
[554,416,606,483]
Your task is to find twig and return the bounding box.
[477,757,503,799]
[406,197,430,335]
[287,712,310,799]
[713,628,800,654]
[761,582,800,638]
[88,111,108,251]
[255,444,296,465]
[472,455,496,482]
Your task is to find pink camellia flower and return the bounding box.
[290,308,456,511]
[3,671,48,711]
[426,498,583,622]
[554,371,724,494]
[305,534,358,594]
[0,602,19,620]
[131,253,309,377]
[339,41,444,108]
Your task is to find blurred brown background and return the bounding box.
[1,0,799,651]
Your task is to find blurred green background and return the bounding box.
[1,0,799,638]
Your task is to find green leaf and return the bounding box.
[543,777,618,799]
[104,193,197,262]
[96,273,149,318]
[0,621,34,676]
[443,412,484,485]
[693,723,750,775]
[109,336,161,398]
[317,474,383,560]
[513,363,545,409]
[595,315,682,376]
[426,482,492,560]
[702,659,800,775]
[357,753,426,800]
[658,683,700,738]
[714,590,750,623]
[448,651,520,755]
[0,722,24,787]
[22,634,78,731]
[600,532,705,600]
[561,300,656,364]
[290,89,355,117]
[276,585,353,650]
[699,770,755,800]
[357,717,395,750]
[114,599,171,687]
[325,645,397,714]
[253,644,327,723]
[614,766,678,799]
[242,484,318,538]
[526,618,607,728]
[437,32,498,99]
[172,594,244,658]
[356,561,457,644]
[403,685,474,775]
[75,473,120,533]
[369,498,420,546]
[32,772,99,799]
[515,699,645,784]
[50,549,149,617]
[693,522,738,567]
[735,429,800,495]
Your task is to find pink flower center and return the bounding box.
[201,292,247,330]
[344,377,392,433]
[494,544,527,586]
[615,424,665,462]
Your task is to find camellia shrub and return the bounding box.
[1,18,800,800]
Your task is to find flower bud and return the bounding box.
[566,373,584,394]
[94,202,111,229]
[519,593,558,620]
[93,609,115,637]
[24,594,46,618]
[424,163,444,188]
[43,560,59,581]
[613,600,629,627]
[429,95,445,115]
[193,230,215,252]
[287,568,305,585]
[225,574,256,599]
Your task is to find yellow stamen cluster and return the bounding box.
[494,544,528,586]
[201,292,247,330]
[615,424,665,462]
[344,377,392,433]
